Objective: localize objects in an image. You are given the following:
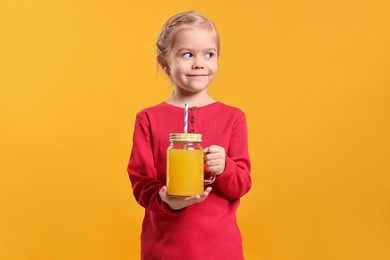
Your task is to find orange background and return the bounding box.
[1,1,389,259]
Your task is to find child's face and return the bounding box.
[166,26,218,94]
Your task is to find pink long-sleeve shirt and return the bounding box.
[128,101,251,260]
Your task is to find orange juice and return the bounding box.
[167,149,204,196]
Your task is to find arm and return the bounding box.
[208,113,251,200]
[127,112,181,215]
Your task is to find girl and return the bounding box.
[128,11,251,260]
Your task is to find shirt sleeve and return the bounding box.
[127,111,184,215]
[214,113,252,200]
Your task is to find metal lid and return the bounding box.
[169,133,202,142]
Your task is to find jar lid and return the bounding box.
[169,133,202,142]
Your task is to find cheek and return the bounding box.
[210,62,218,73]
[172,61,189,72]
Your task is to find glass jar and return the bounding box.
[166,133,215,196]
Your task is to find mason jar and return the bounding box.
[166,133,215,196]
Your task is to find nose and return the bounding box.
[192,57,204,69]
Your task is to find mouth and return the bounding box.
[186,74,209,77]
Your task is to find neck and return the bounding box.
[167,89,216,107]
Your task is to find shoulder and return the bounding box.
[136,102,176,117]
[137,102,164,114]
[203,102,247,129]
[135,102,182,126]
[213,102,246,118]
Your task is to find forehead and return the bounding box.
[171,26,218,51]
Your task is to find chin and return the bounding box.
[186,85,209,93]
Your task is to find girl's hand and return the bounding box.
[159,186,212,210]
[204,145,226,176]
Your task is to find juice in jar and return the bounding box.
[167,148,204,196]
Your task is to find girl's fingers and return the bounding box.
[204,187,212,194]
[205,159,224,167]
[161,186,212,209]
[205,152,225,161]
[206,145,221,153]
[159,186,167,198]
[185,187,212,203]
[206,166,222,173]
[198,187,212,201]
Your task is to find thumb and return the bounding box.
[159,186,168,202]
[159,186,167,195]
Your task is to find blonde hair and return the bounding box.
[156,11,220,58]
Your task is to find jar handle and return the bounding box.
[204,172,216,185]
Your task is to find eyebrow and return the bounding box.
[176,48,217,53]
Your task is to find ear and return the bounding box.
[157,54,168,69]
[157,54,170,75]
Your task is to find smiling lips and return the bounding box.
[186,74,208,77]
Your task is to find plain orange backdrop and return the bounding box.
[1,1,389,259]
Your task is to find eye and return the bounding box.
[205,52,215,59]
[182,52,193,58]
